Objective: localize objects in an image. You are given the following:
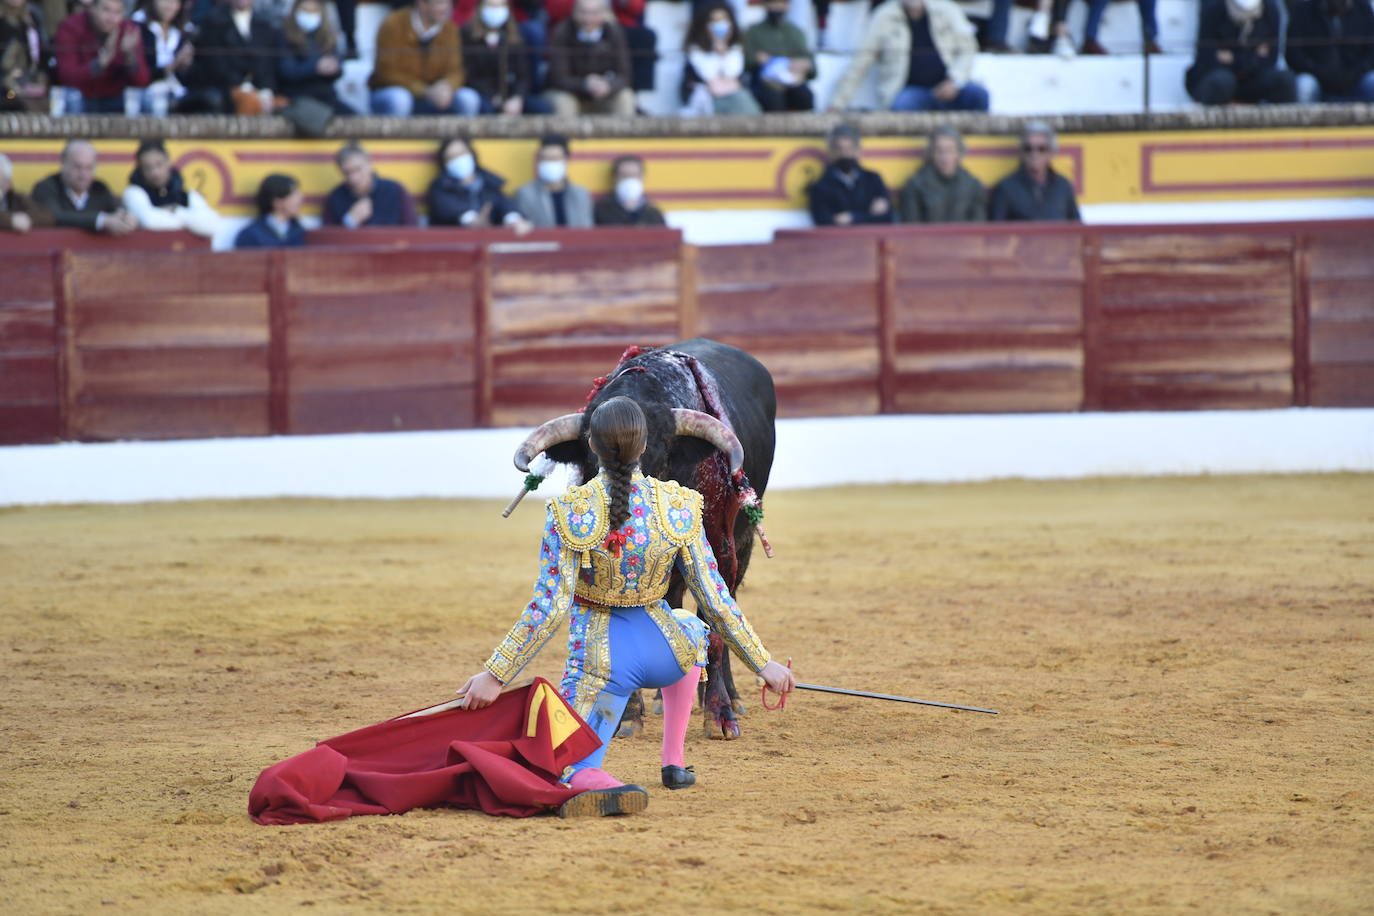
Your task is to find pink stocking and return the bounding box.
[569,767,624,791]
[660,667,698,768]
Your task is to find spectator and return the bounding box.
[53,0,149,113]
[807,124,894,227]
[183,0,282,113]
[828,0,988,113]
[122,138,221,236]
[31,140,137,235]
[514,133,594,227]
[1,153,54,233]
[1,0,50,111]
[324,143,418,227]
[370,0,478,115]
[133,0,194,114]
[1185,0,1295,105]
[545,0,635,116]
[681,2,758,115]
[898,125,986,223]
[426,135,527,227]
[545,0,655,94]
[961,0,1013,53]
[989,121,1080,221]
[742,0,814,113]
[1025,0,1073,56]
[1080,0,1161,54]
[460,0,552,113]
[235,173,306,248]
[594,154,666,226]
[278,0,356,112]
[1286,0,1374,103]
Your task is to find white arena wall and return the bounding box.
[1,409,1370,506]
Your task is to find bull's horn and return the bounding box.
[672,408,744,474]
[513,413,583,471]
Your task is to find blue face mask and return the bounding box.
[446,153,475,181]
[707,19,731,40]
[577,27,603,42]
[480,5,509,27]
[294,10,322,30]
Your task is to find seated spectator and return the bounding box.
[1080,0,1160,55]
[899,126,986,223]
[0,153,54,233]
[426,136,527,227]
[989,121,1080,222]
[1,0,50,111]
[594,154,666,226]
[235,173,306,248]
[278,0,356,113]
[370,0,479,115]
[1185,0,1295,105]
[545,0,656,93]
[681,2,759,115]
[1286,0,1374,103]
[133,0,194,115]
[183,0,282,114]
[53,0,149,113]
[828,0,988,113]
[544,0,635,116]
[460,0,552,113]
[807,124,893,227]
[514,133,593,227]
[122,139,221,236]
[31,139,137,235]
[324,143,418,227]
[960,0,1012,53]
[742,0,814,113]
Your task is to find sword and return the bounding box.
[793,682,999,715]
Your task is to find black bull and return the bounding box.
[514,338,776,739]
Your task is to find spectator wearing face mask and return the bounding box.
[1185,0,1295,105]
[593,154,665,227]
[513,133,594,228]
[426,135,528,228]
[742,0,815,112]
[545,0,635,116]
[324,143,418,227]
[460,0,553,113]
[681,2,759,115]
[278,0,357,113]
[806,124,893,227]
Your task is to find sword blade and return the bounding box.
[794,682,999,715]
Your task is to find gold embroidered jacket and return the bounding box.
[484,471,771,685]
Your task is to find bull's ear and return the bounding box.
[545,439,589,466]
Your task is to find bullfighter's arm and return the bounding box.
[677,527,771,673]
[484,504,576,684]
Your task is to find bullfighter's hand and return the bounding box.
[456,670,503,709]
[759,660,795,696]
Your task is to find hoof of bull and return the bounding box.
[703,710,741,740]
[616,719,642,739]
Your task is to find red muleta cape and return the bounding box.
[248,678,601,824]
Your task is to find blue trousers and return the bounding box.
[566,607,704,774]
[891,83,990,112]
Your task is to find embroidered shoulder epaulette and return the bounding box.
[652,479,703,547]
[549,478,610,551]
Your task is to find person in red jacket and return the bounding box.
[53,0,149,113]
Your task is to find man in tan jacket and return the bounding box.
[828,0,989,112]
[369,0,480,115]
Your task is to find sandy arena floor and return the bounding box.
[1,474,1372,915]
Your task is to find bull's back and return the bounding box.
[669,338,776,494]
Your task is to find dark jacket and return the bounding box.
[139,20,191,84]
[1286,0,1374,96]
[461,22,532,103]
[1,188,55,230]
[425,166,518,227]
[277,29,340,105]
[546,18,631,97]
[54,10,149,99]
[323,176,418,227]
[593,195,667,226]
[30,173,121,232]
[898,163,986,223]
[1186,0,1283,93]
[988,166,1080,222]
[1,7,48,103]
[234,216,305,248]
[807,163,894,226]
[186,6,281,93]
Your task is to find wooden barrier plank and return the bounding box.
[0,256,56,307]
[71,295,270,348]
[69,395,270,440]
[889,233,1084,283]
[291,385,477,433]
[893,368,1082,414]
[0,303,58,353]
[1309,365,1374,406]
[66,251,269,298]
[0,354,60,402]
[697,237,878,286]
[1305,233,1374,407]
[290,340,477,390]
[74,346,270,396]
[891,280,1082,327]
[1098,373,1293,410]
[285,248,479,296]
[0,254,60,443]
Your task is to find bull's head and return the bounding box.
[512,408,743,477]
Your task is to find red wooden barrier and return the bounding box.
[306,226,681,250]
[3,229,211,253]
[0,253,61,444]
[1305,233,1374,407]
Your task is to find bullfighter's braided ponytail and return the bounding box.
[589,397,647,533]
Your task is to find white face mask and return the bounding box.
[446,153,476,180]
[294,9,322,30]
[537,160,567,185]
[615,177,644,207]
[480,5,509,27]
[707,19,731,40]
[576,27,603,42]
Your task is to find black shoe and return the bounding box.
[557,784,649,818]
[661,765,696,790]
